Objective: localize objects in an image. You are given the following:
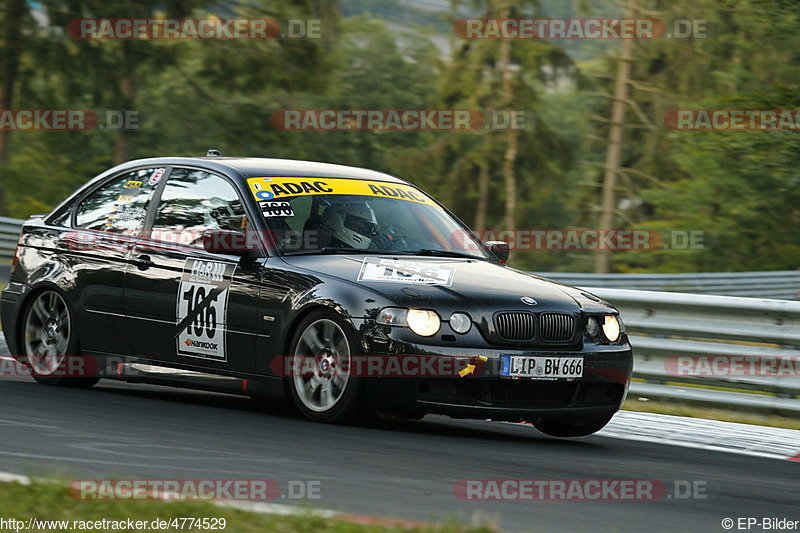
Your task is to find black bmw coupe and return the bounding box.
[0,154,632,436]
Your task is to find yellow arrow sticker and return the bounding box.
[458,364,476,378]
[246,176,438,207]
[458,356,488,378]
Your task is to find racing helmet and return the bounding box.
[321,202,379,249]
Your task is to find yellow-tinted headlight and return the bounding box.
[602,314,621,342]
[406,309,441,337]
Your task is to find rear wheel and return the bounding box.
[287,309,368,424]
[21,289,99,388]
[534,414,615,437]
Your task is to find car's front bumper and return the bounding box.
[358,322,633,422]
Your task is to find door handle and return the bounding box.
[134,254,155,270]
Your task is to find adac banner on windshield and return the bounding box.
[246,176,438,207]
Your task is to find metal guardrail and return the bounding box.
[0,216,21,261]
[587,287,800,413]
[542,271,800,300]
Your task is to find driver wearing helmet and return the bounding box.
[320,202,380,249]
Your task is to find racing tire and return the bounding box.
[286,308,370,424]
[20,289,99,388]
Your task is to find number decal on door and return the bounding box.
[176,259,236,361]
[181,285,219,338]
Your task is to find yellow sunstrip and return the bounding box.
[246,177,438,207]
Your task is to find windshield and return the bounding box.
[246,176,490,259]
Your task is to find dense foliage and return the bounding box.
[0,0,797,273]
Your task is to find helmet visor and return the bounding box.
[344,213,379,238]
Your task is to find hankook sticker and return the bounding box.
[358,258,455,286]
[176,258,236,361]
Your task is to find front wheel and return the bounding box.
[21,289,99,388]
[534,413,615,437]
[286,309,368,424]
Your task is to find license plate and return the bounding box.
[500,355,583,380]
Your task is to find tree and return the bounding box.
[0,0,30,215]
[608,0,800,272]
[403,0,574,270]
[594,0,635,273]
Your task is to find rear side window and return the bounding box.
[74,168,165,234]
[151,168,247,248]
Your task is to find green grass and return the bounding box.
[0,481,490,533]
[623,398,800,430]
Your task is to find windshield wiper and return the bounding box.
[408,249,484,260]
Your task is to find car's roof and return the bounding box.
[114,156,409,184]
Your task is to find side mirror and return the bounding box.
[485,241,510,263]
[202,229,257,256]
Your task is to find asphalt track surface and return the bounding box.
[0,346,798,532]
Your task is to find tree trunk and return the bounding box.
[0,0,28,216]
[475,162,490,230]
[498,27,517,232]
[502,129,518,232]
[113,132,131,165]
[312,0,340,49]
[595,0,636,273]
[113,76,137,164]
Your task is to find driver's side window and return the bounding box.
[151,168,247,248]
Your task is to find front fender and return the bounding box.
[282,277,395,352]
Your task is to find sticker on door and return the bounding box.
[176,258,236,361]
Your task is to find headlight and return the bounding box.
[586,317,601,338]
[602,314,621,342]
[377,307,442,337]
[406,309,441,337]
[449,312,472,334]
[377,307,407,326]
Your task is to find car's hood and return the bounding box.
[280,254,597,316]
